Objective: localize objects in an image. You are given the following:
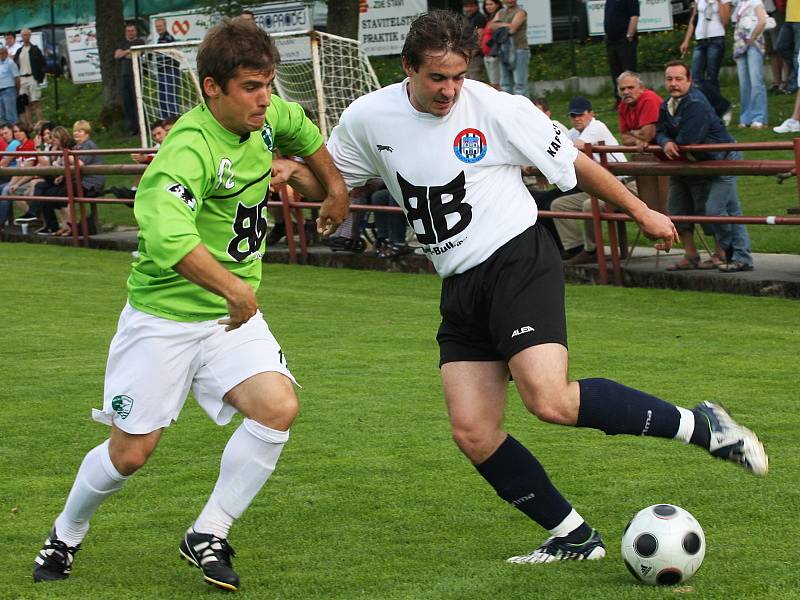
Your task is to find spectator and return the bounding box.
[33,120,55,151]
[109,119,169,199]
[481,0,503,90]
[239,10,255,22]
[4,32,20,57]
[734,0,769,128]
[680,0,733,123]
[115,23,144,136]
[0,122,21,173]
[154,18,180,120]
[463,0,487,82]
[12,122,56,225]
[773,83,800,130]
[604,0,639,107]
[488,0,529,95]
[366,183,411,258]
[0,46,19,125]
[776,0,800,92]
[551,97,634,265]
[656,61,753,272]
[13,28,45,126]
[0,121,37,227]
[616,70,662,146]
[765,0,790,93]
[19,125,72,233]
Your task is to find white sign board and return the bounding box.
[65,24,101,84]
[358,0,427,57]
[148,10,214,43]
[518,0,553,45]
[587,0,673,36]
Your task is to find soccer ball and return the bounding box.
[620,504,706,586]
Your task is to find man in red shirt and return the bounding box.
[617,70,662,147]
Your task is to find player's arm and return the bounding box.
[573,151,678,251]
[173,244,257,332]
[271,158,326,199]
[302,144,349,236]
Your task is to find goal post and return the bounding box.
[131,31,380,146]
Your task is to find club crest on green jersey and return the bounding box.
[261,123,274,151]
[166,182,196,211]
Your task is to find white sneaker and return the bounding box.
[693,401,769,476]
[750,122,766,129]
[773,118,800,133]
[722,109,732,126]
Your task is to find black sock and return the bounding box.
[577,378,680,438]
[690,409,712,449]
[475,434,573,531]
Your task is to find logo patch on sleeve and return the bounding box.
[166,182,196,211]
[261,124,274,151]
[453,128,487,163]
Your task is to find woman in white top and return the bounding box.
[734,0,770,127]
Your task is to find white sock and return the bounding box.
[674,407,696,444]
[54,439,129,547]
[548,508,585,539]
[193,419,289,539]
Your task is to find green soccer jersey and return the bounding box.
[127,95,323,321]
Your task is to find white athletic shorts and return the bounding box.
[93,303,297,434]
[19,76,41,103]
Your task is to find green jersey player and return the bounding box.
[33,18,348,592]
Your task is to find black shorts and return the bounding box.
[437,224,567,366]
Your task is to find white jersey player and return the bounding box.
[328,10,767,566]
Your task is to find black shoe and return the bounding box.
[33,528,80,582]
[35,227,57,236]
[321,235,365,253]
[266,221,286,245]
[561,246,584,260]
[109,186,136,200]
[179,530,240,592]
[14,213,39,224]
[378,241,413,259]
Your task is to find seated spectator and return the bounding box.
[14,125,71,226]
[366,182,411,258]
[36,120,104,236]
[110,119,169,199]
[322,179,384,253]
[0,121,22,223]
[616,71,662,147]
[551,97,636,265]
[0,122,44,226]
[33,120,55,151]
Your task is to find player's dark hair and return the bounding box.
[531,97,549,112]
[401,10,478,71]
[150,119,164,131]
[197,17,280,100]
[664,60,690,78]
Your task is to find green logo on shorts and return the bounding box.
[111,395,134,419]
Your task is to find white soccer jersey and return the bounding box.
[327,79,579,277]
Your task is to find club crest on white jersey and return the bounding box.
[453,128,487,163]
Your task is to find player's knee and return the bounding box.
[522,385,574,425]
[109,444,152,476]
[252,388,299,431]
[451,424,498,463]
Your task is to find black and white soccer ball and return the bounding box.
[621,504,706,586]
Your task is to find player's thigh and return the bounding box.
[442,360,510,462]
[225,371,298,431]
[193,311,298,428]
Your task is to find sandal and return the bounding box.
[55,227,72,237]
[666,255,700,271]
[697,252,725,270]
[718,260,754,273]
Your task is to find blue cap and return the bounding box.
[568,97,592,115]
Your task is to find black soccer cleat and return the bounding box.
[179,530,240,592]
[693,401,768,476]
[33,528,80,582]
[506,529,606,564]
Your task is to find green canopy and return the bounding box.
[0,0,198,31]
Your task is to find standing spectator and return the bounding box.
[616,71,662,146]
[656,61,753,272]
[154,18,180,119]
[463,0,487,82]
[680,0,733,122]
[13,28,45,126]
[4,32,21,57]
[734,0,769,128]
[115,23,144,136]
[765,0,789,92]
[551,97,634,265]
[604,0,639,107]
[488,0,529,95]
[772,82,800,129]
[0,46,19,125]
[777,0,800,92]
[481,0,503,90]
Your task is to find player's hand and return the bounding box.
[219,279,258,331]
[637,208,679,252]
[270,159,296,189]
[316,190,349,237]
[663,141,681,160]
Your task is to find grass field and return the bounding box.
[1,242,798,599]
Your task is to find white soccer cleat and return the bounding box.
[694,401,769,476]
[507,529,606,564]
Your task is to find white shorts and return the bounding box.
[19,76,41,103]
[93,303,297,434]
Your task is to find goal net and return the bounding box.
[131,31,380,147]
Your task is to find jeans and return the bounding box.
[776,21,800,90]
[0,86,17,124]
[369,188,407,244]
[707,168,752,265]
[736,46,768,125]
[691,36,725,93]
[499,48,530,95]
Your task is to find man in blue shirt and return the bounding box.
[0,46,19,124]
[656,60,753,273]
